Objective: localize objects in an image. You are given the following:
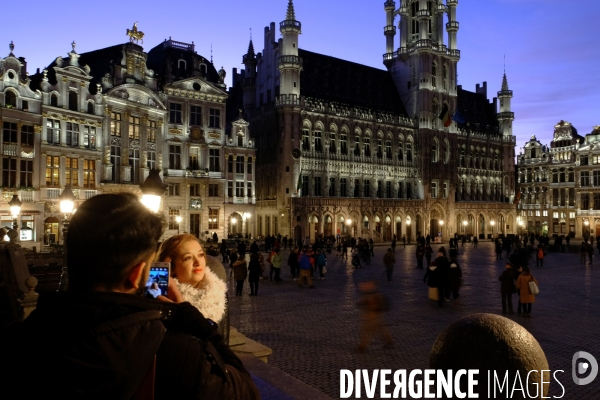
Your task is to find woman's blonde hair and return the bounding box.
[157,234,203,276]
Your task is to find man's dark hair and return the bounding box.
[66,193,164,291]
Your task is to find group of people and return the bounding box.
[2,193,259,399]
[422,247,463,307]
[499,262,539,317]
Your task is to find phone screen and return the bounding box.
[146,262,170,298]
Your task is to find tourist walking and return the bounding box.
[416,243,425,269]
[432,247,450,304]
[587,242,594,265]
[298,247,314,288]
[536,245,545,267]
[391,237,397,253]
[516,266,538,317]
[423,258,442,306]
[383,248,395,282]
[499,262,516,314]
[233,254,248,296]
[352,248,362,269]
[579,241,587,264]
[447,249,462,300]
[315,249,327,280]
[271,248,283,283]
[425,243,433,268]
[288,247,299,280]
[248,253,261,296]
[356,281,393,353]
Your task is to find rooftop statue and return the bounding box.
[127,22,144,44]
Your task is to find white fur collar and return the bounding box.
[176,268,227,323]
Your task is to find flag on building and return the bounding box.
[296,169,303,192]
[513,192,521,205]
[452,109,466,124]
[438,104,452,127]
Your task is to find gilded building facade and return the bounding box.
[0,33,256,249]
[230,0,517,242]
[517,121,600,239]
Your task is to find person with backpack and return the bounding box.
[536,245,545,267]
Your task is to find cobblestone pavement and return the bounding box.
[228,242,600,399]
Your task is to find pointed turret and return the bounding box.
[286,0,296,21]
[242,39,257,110]
[497,72,514,137]
[278,0,302,107]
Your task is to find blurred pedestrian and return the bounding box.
[383,248,395,282]
[447,249,462,300]
[499,262,516,314]
[233,256,247,296]
[248,253,261,296]
[288,247,299,280]
[357,281,392,352]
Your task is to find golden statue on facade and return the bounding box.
[126,22,144,44]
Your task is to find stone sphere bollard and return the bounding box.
[430,313,549,399]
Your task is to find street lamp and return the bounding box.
[175,215,182,235]
[140,169,166,213]
[58,185,76,291]
[491,220,496,239]
[9,194,22,231]
[439,220,444,240]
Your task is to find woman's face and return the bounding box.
[173,240,206,286]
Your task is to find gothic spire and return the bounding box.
[247,39,255,58]
[286,0,296,21]
[501,72,509,91]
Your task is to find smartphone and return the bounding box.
[146,262,170,298]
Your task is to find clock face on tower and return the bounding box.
[292,147,301,159]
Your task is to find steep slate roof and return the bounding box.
[29,43,131,95]
[456,86,499,133]
[146,42,220,86]
[298,49,408,116]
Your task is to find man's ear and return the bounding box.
[127,261,147,291]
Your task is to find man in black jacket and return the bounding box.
[1,193,258,399]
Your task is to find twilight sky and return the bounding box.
[3,0,599,154]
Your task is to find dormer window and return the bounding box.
[50,93,58,107]
[178,59,187,70]
[5,91,16,108]
[68,91,78,112]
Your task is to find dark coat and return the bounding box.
[0,291,253,399]
[248,258,262,282]
[233,259,248,281]
[423,265,441,288]
[447,261,463,292]
[499,268,516,294]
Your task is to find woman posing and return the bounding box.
[158,234,227,322]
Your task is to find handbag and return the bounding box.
[528,277,539,295]
[322,266,327,274]
[428,287,439,301]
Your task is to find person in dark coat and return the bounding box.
[447,249,462,300]
[249,241,259,254]
[499,262,516,314]
[424,243,433,268]
[233,257,248,296]
[288,246,300,280]
[429,247,450,305]
[237,240,247,257]
[416,244,425,269]
[0,193,259,400]
[423,258,442,306]
[247,253,261,296]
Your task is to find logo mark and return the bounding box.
[572,351,598,385]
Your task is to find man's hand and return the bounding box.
[157,277,184,303]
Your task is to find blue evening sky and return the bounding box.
[3,0,599,154]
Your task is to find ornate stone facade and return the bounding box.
[230,0,517,242]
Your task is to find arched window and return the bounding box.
[50,93,58,107]
[431,139,438,163]
[69,91,78,112]
[431,62,437,88]
[406,142,413,162]
[398,142,403,161]
[87,102,94,115]
[5,91,17,107]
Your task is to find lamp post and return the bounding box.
[346,218,352,238]
[584,219,590,241]
[490,220,496,240]
[231,217,237,237]
[175,215,182,235]
[9,194,22,236]
[58,185,76,291]
[439,220,444,241]
[140,169,166,213]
